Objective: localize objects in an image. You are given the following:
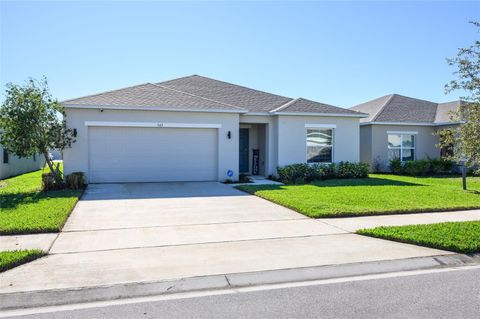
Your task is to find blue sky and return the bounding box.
[1,1,478,107]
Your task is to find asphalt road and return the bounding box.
[7,268,480,319]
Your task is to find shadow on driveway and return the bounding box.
[81,182,250,201]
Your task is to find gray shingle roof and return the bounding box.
[272,98,364,115]
[158,75,292,112]
[64,75,365,116]
[350,94,460,124]
[62,83,244,111]
[435,101,461,123]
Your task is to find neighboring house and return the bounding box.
[0,144,45,180]
[350,94,461,171]
[62,75,367,183]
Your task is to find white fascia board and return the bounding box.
[387,130,418,135]
[361,121,460,127]
[64,104,247,114]
[305,124,337,128]
[434,121,464,126]
[361,122,434,126]
[242,112,271,116]
[271,112,368,118]
[84,121,222,129]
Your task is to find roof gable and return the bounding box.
[273,98,365,116]
[62,83,245,112]
[351,94,460,125]
[158,75,292,112]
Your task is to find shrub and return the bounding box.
[403,160,430,176]
[322,163,337,179]
[42,172,64,191]
[276,162,368,184]
[66,172,85,190]
[238,173,252,183]
[389,158,403,175]
[429,158,453,175]
[277,163,318,184]
[337,161,370,179]
[389,158,454,176]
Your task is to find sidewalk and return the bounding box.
[321,209,480,232]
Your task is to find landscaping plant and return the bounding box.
[0,77,75,187]
[276,162,369,184]
[437,21,480,175]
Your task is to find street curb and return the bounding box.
[1,253,479,310]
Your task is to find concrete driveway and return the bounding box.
[0,182,451,297]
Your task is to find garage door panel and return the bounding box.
[88,127,218,183]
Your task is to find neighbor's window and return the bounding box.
[307,128,333,163]
[388,134,415,162]
[3,149,8,164]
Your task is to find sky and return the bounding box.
[1,1,479,108]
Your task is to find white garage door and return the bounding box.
[88,126,218,183]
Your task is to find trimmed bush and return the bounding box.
[66,172,85,190]
[41,172,63,191]
[276,162,370,184]
[388,158,454,176]
[403,160,430,176]
[337,162,370,179]
[429,158,454,175]
[277,163,319,184]
[389,158,403,175]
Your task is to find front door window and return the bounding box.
[239,128,249,173]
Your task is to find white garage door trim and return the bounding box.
[85,121,221,183]
[85,121,222,129]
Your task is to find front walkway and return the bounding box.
[1,182,479,304]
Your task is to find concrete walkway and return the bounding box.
[1,182,479,307]
[322,209,480,232]
[0,233,57,252]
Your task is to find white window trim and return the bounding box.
[387,133,416,162]
[387,131,418,135]
[306,127,335,164]
[305,124,337,129]
[84,121,222,129]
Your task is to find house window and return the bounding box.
[388,133,415,162]
[3,149,8,164]
[33,154,36,161]
[307,128,333,163]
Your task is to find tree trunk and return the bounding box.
[43,152,63,184]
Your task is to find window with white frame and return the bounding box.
[307,128,333,163]
[387,133,415,162]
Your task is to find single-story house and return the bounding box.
[62,75,367,183]
[0,144,45,180]
[350,94,461,171]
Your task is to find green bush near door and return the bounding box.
[276,162,369,184]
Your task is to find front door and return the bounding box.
[239,128,249,173]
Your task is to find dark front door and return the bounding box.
[239,128,249,173]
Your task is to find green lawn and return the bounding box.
[237,174,480,218]
[357,221,480,254]
[0,168,83,235]
[0,250,45,272]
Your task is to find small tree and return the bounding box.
[438,21,480,175]
[0,77,75,184]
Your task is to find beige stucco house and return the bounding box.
[62,75,367,183]
[350,94,461,171]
